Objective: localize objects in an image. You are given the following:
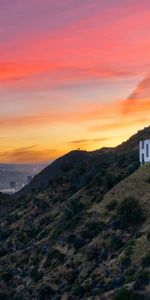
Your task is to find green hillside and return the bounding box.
[0,128,150,300]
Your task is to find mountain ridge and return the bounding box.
[0,126,150,299]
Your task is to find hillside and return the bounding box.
[16,126,150,198]
[0,127,150,299]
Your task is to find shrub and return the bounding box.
[110,236,124,251]
[33,197,49,210]
[44,248,65,268]
[63,199,83,221]
[125,267,136,283]
[95,194,103,203]
[87,221,105,233]
[0,293,10,300]
[136,269,149,281]
[0,247,7,257]
[146,177,150,184]
[146,232,150,241]
[120,254,131,268]
[86,246,100,261]
[39,215,52,226]
[38,285,56,299]
[48,248,64,261]
[141,253,150,267]
[106,200,118,211]
[125,239,135,256]
[80,221,105,241]
[114,288,144,300]
[2,271,13,283]
[117,197,144,229]
[73,284,85,297]
[30,268,43,282]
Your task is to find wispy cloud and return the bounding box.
[67,137,110,148]
[0,145,58,163]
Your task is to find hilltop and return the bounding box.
[0,126,150,299]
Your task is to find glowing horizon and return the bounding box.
[0,0,150,163]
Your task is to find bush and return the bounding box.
[73,284,85,297]
[63,199,83,221]
[30,268,43,282]
[95,194,103,203]
[44,248,65,268]
[125,239,135,256]
[33,197,49,210]
[0,247,7,257]
[141,253,150,267]
[87,221,105,234]
[146,232,150,241]
[38,285,56,299]
[2,271,13,283]
[114,288,144,300]
[120,255,131,267]
[0,293,10,300]
[106,200,118,211]
[80,221,105,241]
[86,245,100,261]
[125,267,136,283]
[136,269,149,281]
[117,197,144,229]
[110,236,124,251]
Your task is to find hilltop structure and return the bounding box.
[139,139,150,165]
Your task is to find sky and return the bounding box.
[0,0,150,163]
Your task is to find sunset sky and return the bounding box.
[0,0,150,163]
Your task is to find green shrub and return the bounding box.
[125,267,136,283]
[44,248,65,268]
[39,215,52,226]
[80,221,105,240]
[106,200,118,211]
[30,268,43,282]
[114,288,144,300]
[146,232,150,241]
[0,292,10,300]
[33,197,49,209]
[2,271,13,283]
[0,247,7,257]
[141,253,150,267]
[146,177,150,184]
[110,236,124,251]
[117,197,144,229]
[135,269,149,281]
[86,246,100,261]
[95,194,103,203]
[73,284,85,297]
[125,239,135,256]
[120,254,131,267]
[87,221,105,233]
[63,199,83,221]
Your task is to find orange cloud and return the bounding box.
[90,118,149,132]
[0,145,59,163]
[67,137,110,148]
[122,99,150,115]
[0,100,119,128]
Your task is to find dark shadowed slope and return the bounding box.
[0,126,150,300]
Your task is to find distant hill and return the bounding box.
[0,126,150,300]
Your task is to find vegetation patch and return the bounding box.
[117,197,144,229]
[114,288,144,300]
